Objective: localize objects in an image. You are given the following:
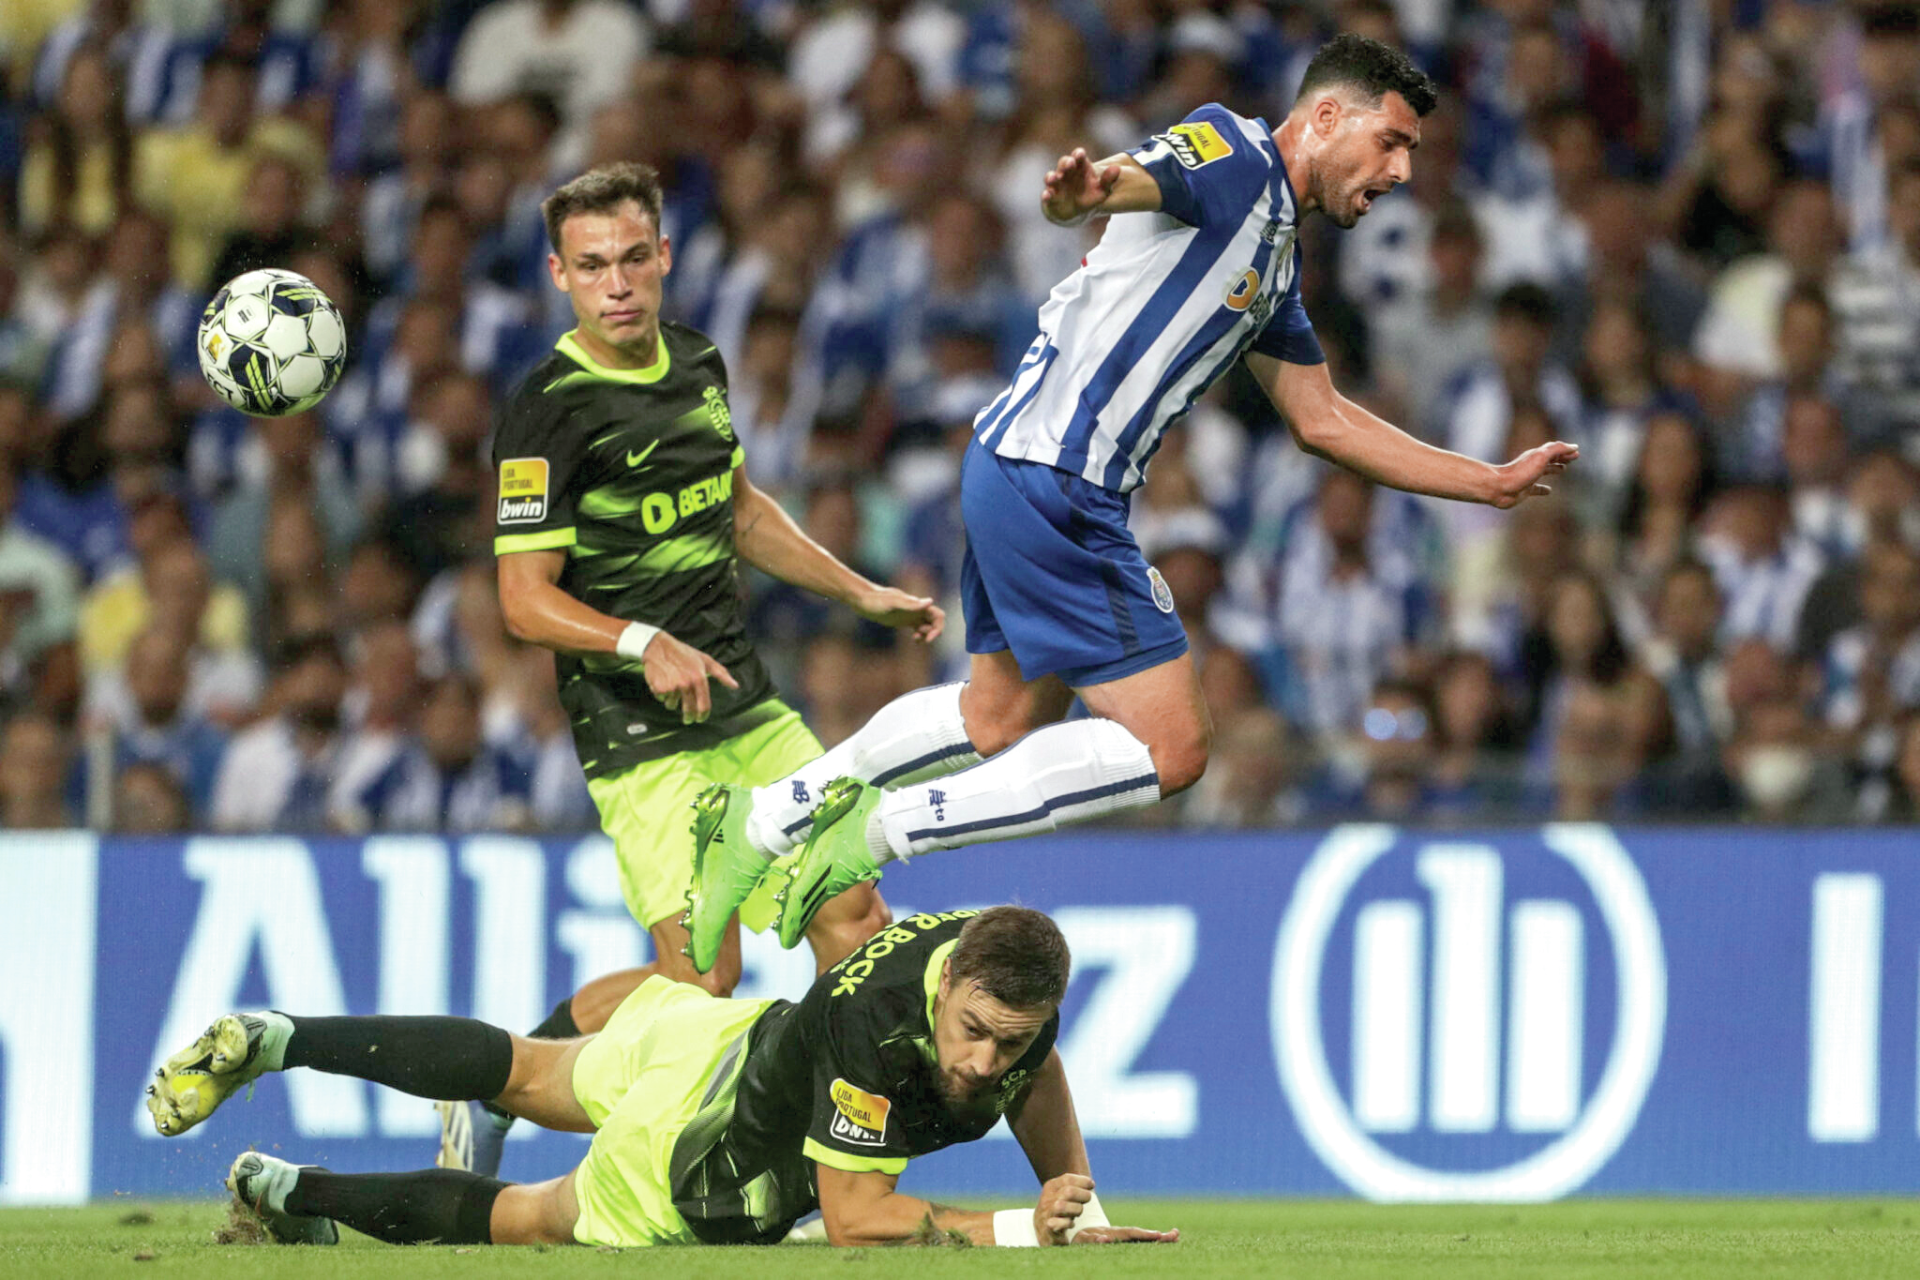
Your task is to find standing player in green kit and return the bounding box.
[454,162,944,1175]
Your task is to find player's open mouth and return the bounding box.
[1359,188,1386,212]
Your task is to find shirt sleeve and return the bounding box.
[491,389,591,556]
[1248,246,1325,365]
[1127,103,1271,230]
[802,1014,914,1176]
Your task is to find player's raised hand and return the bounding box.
[1034,1172,1096,1245]
[642,631,740,724]
[1070,1225,1181,1244]
[852,586,945,643]
[1489,440,1580,509]
[1041,147,1122,225]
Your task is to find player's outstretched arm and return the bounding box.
[1041,149,1163,226]
[1006,1050,1180,1245]
[1247,352,1578,508]
[731,466,944,642]
[497,549,739,723]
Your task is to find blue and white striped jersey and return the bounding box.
[975,104,1324,493]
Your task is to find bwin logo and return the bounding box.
[1271,825,1667,1201]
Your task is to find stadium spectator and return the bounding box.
[1614,410,1718,612]
[41,207,197,423]
[0,459,79,713]
[1698,485,1826,652]
[18,41,133,238]
[449,0,647,162]
[1827,158,1920,442]
[1872,714,1920,824]
[1822,541,1920,741]
[82,623,227,821]
[1435,283,1581,470]
[1180,705,1305,829]
[205,153,311,288]
[1722,285,1838,486]
[1691,180,1840,394]
[1426,649,1523,823]
[0,707,72,827]
[133,50,325,289]
[113,758,190,832]
[205,410,360,627]
[1370,199,1493,432]
[1726,694,1852,824]
[1545,679,1644,820]
[208,629,347,832]
[338,672,531,833]
[1224,468,1443,740]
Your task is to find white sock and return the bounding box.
[873,718,1160,861]
[746,683,982,857]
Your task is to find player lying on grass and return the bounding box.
[680,33,1577,969]
[144,906,1175,1250]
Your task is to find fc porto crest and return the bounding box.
[1147,566,1176,614]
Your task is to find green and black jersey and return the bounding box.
[491,323,778,779]
[669,910,1060,1244]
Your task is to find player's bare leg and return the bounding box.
[955,650,1076,756]
[1070,651,1212,794]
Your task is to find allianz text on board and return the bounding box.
[0,827,1916,1204]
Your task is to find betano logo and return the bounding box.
[1271,825,1667,1201]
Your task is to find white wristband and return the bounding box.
[615,621,661,664]
[992,1208,1040,1247]
[1065,1191,1107,1241]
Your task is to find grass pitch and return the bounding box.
[2,1200,1918,1278]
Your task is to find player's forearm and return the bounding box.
[1010,1051,1091,1182]
[824,1193,996,1247]
[498,573,629,657]
[734,486,875,605]
[1303,397,1501,504]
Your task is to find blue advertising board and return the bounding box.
[1,826,1916,1205]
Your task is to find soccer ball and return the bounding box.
[196,268,347,417]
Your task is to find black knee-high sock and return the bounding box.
[282,1016,512,1101]
[474,998,577,1125]
[286,1168,505,1244]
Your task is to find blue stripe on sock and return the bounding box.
[871,740,979,789]
[902,771,1160,844]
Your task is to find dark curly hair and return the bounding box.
[1295,33,1438,117]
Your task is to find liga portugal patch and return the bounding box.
[498,457,550,523]
[1164,120,1233,168]
[829,1079,892,1146]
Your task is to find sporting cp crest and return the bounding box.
[703,385,735,442]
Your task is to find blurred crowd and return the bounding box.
[0,0,1917,835]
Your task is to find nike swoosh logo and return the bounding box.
[625,441,660,469]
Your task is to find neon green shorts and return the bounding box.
[586,703,822,930]
[570,976,775,1247]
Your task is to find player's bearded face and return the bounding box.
[1317,91,1420,229]
[931,978,1050,1105]
[550,204,672,353]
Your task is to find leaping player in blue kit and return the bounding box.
[681,34,1580,970]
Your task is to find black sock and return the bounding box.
[282,1016,512,1101]
[478,997,578,1125]
[529,997,580,1041]
[286,1168,504,1245]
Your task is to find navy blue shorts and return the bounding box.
[958,441,1189,686]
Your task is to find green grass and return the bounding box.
[3,1200,1919,1278]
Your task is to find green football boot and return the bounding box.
[683,783,776,973]
[145,1011,291,1137]
[776,778,885,951]
[226,1151,339,1245]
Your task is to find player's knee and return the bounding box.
[1148,724,1211,796]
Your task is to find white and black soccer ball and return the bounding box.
[196,268,347,417]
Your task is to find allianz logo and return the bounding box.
[1271,825,1668,1201]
